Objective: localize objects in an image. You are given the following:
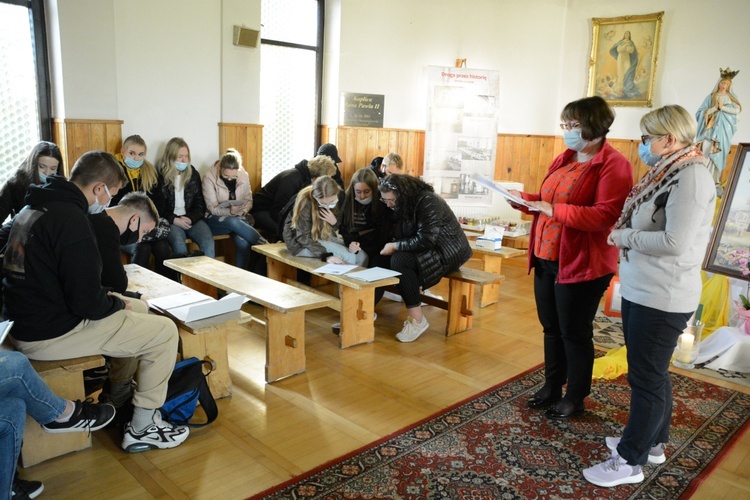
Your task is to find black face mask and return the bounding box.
[120,217,141,245]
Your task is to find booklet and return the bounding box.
[346,267,402,282]
[470,173,540,211]
[148,291,246,322]
[315,263,358,275]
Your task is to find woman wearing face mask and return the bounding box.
[0,141,63,223]
[508,96,633,420]
[283,176,365,266]
[583,105,715,488]
[112,135,175,280]
[378,174,472,343]
[203,148,265,270]
[155,137,215,258]
[340,168,391,266]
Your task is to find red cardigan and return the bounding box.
[520,141,633,284]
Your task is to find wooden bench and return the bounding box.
[161,257,332,382]
[20,355,106,467]
[251,243,400,348]
[469,241,526,307]
[126,264,255,394]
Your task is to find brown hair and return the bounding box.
[560,96,615,141]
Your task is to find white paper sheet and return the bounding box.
[470,173,540,211]
[0,320,14,344]
[217,200,249,208]
[315,263,358,275]
[346,267,402,282]
[148,291,213,311]
[148,291,246,322]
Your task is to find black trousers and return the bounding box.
[533,259,612,402]
[390,251,422,308]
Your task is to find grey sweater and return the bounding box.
[618,160,715,313]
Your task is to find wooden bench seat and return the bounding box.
[251,243,400,348]
[21,355,105,467]
[161,257,332,382]
[468,241,526,307]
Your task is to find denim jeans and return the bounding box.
[533,259,612,403]
[0,352,67,497]
[168,219,216,258]
[206,215,262,269]
[296,239,367,267]
[617,298,692,465]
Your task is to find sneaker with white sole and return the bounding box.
[383,291,403,302]
[41,399,115,434]
[395,316,429,343]
[583,451,644,487]
[12,476,44,499]
[122,410,190,452]
[605,436,666,464]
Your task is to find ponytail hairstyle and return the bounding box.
[291,176,341,242]
[219,148,242,171]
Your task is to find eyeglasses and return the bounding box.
[640,134,666,146]
[559,122,581,131]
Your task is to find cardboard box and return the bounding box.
[476,237,503,250]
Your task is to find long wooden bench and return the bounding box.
[251,243,400,348]
[161,257,332,382]
[468,241,526,307]
[20,355,106,467]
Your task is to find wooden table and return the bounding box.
[126,264,250,396]
[162,257,332,382]
[469,242,526,307]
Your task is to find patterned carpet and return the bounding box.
[253,364,750,499]
[593,314,750,388]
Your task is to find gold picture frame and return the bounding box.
[587,11,664,107]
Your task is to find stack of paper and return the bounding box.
[148,291,246,322]
[346,267,401,282]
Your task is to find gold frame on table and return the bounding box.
[704,143,750,280]
[587,11,664,107]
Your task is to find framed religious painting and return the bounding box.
[704,143,750,280]
[587,11,664,107]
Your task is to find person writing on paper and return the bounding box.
[583,105,715,488]
[508,96,633,420]
[340,168,391,269]
[283,176,366,266]
[203,148,265,270]
[378,174,472,343]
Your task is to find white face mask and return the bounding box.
[355,196,373,205]
[87,185,112,214]
[317,199,338,209]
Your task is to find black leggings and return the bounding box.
[390,251,422,308]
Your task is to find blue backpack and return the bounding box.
[159,357,218,427]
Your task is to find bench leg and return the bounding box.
[446,280,474,336]
[339,288,376,348]
[479,254,502,308]
[266,258,297,283]
[265,309,306,382]
[179,328,232,398]
[20,371,91,467]
[181,274,219,298]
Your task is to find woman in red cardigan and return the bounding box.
[509,96,633,419]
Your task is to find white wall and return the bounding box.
[49,0,750,169]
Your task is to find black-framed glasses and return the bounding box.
[640,134,665,146]
[380,195,397,204]
[559,122,581,131]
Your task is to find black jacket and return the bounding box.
[0,173,34,223]
[89,212,128,293]
[2,177,124,341]
[251,160,314,224]
[153,166,206,224]
[339,198,392,260]
[392,191,472,289]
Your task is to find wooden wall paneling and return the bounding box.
[52,119,123,175]
[52,120,69,176]
[219,123,263,193]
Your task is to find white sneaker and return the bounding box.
[420,288,443,306]
[395,316,429,343]
[383,291,403,302]
[605,436,666,464]
[583,451,644,488]
[122,410,190,453]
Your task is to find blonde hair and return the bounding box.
[307,155,336,179]
[291,176,341,242]
[220,148,242,171]
[640,105,697,145]
[157,137,192,189]
[383,152,403,171]
[122,134,157,193]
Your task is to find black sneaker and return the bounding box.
[41,399,116,434]
[12,477,44,499]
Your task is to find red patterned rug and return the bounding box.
[252,365,750,499]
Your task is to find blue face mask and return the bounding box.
[39,173,48,184]
[638,142,662,167]
[175,162,189,172]
[563,128,588,151]
[124,157,144,169]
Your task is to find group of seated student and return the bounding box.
[0,150,190,466]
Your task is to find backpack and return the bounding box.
[159,357,218,427]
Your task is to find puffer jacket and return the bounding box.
[202,164,253,218]
[154,166,207,224]
[393,191,472,288]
